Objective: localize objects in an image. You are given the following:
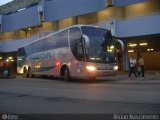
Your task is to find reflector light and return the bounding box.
[56,61,60,66]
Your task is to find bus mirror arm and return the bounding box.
[82,35,90,48]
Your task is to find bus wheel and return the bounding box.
[28,68,34,78]
[23,67,28,77]
[64,67,70,81]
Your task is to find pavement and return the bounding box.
[0,70,160,120]
[92,70,160,82]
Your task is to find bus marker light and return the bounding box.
[56,61,61,66]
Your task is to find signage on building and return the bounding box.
[0,0,39,15]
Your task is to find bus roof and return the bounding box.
[18,24,107,49]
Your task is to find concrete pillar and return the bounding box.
[136,40,141,60]
[123,40,129,71]
[115,39,124,71]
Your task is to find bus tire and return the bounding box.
[64,67,71,81]
[28,68,34,78]
[23,67,28,77]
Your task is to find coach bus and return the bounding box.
[17,25,118,80]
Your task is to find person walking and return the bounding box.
[138,56,144,77]
[128,55,138,78]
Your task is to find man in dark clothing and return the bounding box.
[128,56,138,78]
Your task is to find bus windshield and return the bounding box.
[81,26,116,63]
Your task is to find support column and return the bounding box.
[123,40,129,71]
[136,40,141,61]
[115,39,124,71]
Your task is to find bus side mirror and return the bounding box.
[82,35,90,48]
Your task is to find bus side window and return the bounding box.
[56,30,69,48]
[44,36,56,51]
[76,40,84,59]
[44,30,68,51]
[70,28,84,61]
[25,40,44,55]
[18,47,26,56]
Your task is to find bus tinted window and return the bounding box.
[25,40,44,55]
[82,26,115,63]
[44,35,56,51]
[44,30,68,51]
[18,47,26,56]
[56,30,69,48]
[69,27,84,61]
[70,28,81,42]
[32,40,44,53]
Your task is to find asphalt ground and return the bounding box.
[0,71,160,120]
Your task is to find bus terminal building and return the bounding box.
[0,0,160,72]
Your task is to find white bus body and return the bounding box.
[17,25,118,80]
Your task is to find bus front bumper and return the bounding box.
[86,70,117,78]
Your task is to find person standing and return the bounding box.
[128,56,138,78]
[138,56,144,77]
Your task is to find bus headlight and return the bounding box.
[113,66,118,70]
[86,66,97,71]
